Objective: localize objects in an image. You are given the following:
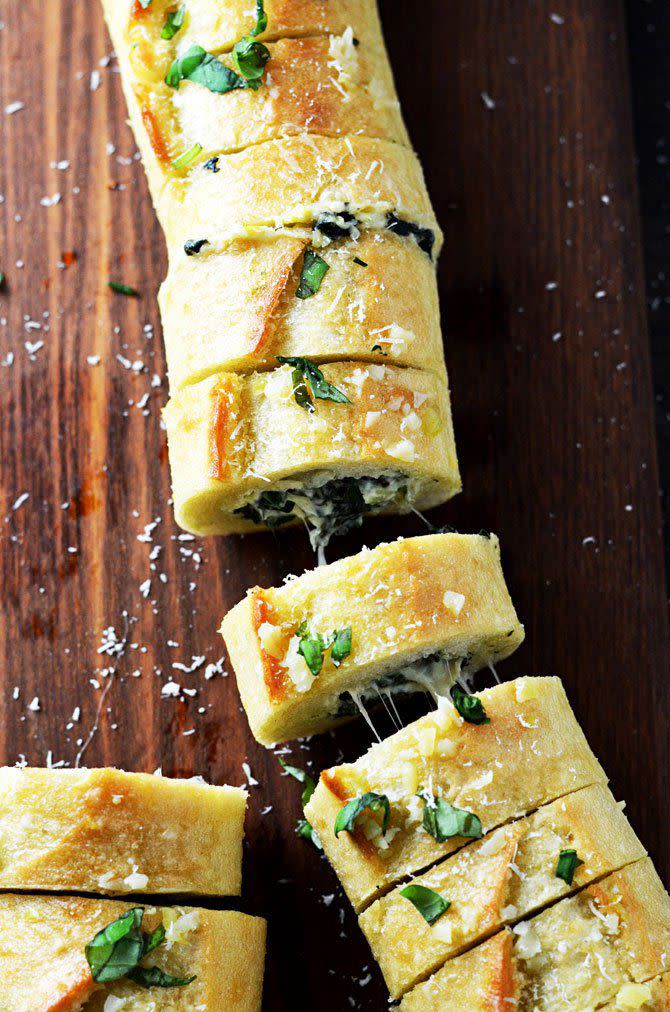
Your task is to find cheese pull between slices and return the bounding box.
[0,893,265,1012]
[0,767,246,896]
[304,676,608,911]
[400,858,670,1012]
[221,532,524,746]
[360,783,646,998]
[163,361,460,546]
[161,229,446,387]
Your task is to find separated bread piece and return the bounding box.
[159,136,441,251]
[161,229,445,387]
[400,859,670,1011]
[360,783,646,998]
[0,893,265,1012]
[304,677,607,911]
[0,767,246,896]
[163,361,460,545]
[221,532,524,746]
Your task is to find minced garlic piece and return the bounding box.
[384,438,416,463]
[162,908,201,946]
[515,677,540,702]
[443,590,466,616]
[257,621,285,659]
[615,983,653,1008]
[513,920,542,958]
[282,636,312,693]
[431,918,453,944]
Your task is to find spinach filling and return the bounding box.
[234,474,409,551]
[311,208,435,259]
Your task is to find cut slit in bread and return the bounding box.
[220,532,524,745]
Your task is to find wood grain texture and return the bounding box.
[0,2,667,1009]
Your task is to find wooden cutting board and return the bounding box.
[0,2,667,1008]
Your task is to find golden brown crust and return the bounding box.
[163,361,460,537]
[221,532,524,745]
[304,677,608,911]
[0,767,246,896]
[0,894,265,1012]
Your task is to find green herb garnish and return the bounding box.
[108,281,139,297]
[276,356,351,412]
[0,272,6,289]
[334,792,390,838]
[232,36,270,90]
[555,848,583,885]
[161,5,185,39]
[353,256,368,267]
[399,884,451,925]
[279,758,322,850]
[184,238,208,256]
[295,621,352,676]
[371,344,387,355]
[250,0,267,35]
[450,685,490,725]
[419,792,482,843]
[203,156,220,173]
[297,817,323,849]
[296,250,329,299]
[166,44,246,94]
[171,142,202,170]
[85,908,196,988]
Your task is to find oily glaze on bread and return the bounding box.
[304,677,607,911]
[360,783,646,998]
[221,533,524,745]
[0,767,246,896]
[0,893,265,1012]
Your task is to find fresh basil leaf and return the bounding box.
[128,966,197,988]
[251,0,267,35]
[161,5,185,39]
[85,907,145,983]
[278,757,316,807]
[184,238,208,256]
[400,884,451,925]
[108,281,138,297]
[203,156,220,173]
[171,142,202,170]
[330,626,351,666]
[450,685,490,725]
[297,625,326,676]
[385,212,435,259]
[296,249,329,299]
[555,848,583,885]
[419,793,482,843]
[297,818,323,850]
[353,256,368,267]
[371,343,387,355]
[334,792,390,838]
[166,44,245,94]
[232,36,270,90]
[142,923,166,956]
[276,356,351,410]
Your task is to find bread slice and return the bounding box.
[0,893,265,1012]
[400,859,670,1011]
[0,767,246,896]
[161,229,445,387]
[163,361,460,544]
[220,532,524,745]
[304,676,608,911]
[360,783,646,998]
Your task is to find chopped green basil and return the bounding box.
[85,908,196,989]
[334,792,390,838]
[296,249,329,299]
[184,238,208,256]
[450,685,490,725]
[250,0,267,36]
[297,817,323,850]
[279,757,316,807]
[400,883,451,925]
[419,792,482,843]
[166,44,245,94]
[171,142,202,170]
[330,626,352,666]
[371,344,387,355]
[161,5,185,39]
[385,212,435,259]
[232,36,270,90]
[203,156,220,173]
[276,356,351,412]
[295,621,352,675]
[555,848,583,885]
[315,210,360,241]
[353,256,368,267]
[108,281,138,297]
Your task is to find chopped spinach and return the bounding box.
[450,685,490,725]
[385,212,435,258]
[108,281,138,297]
[276,356,351,412]
[296,250,329,299]
[161,5,185,39]
[314,210,360,241]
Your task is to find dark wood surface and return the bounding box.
[0,2,668,1009]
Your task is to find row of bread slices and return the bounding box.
[217,532,670,1009]
[0,768,264,1010]
[101,0,461,549]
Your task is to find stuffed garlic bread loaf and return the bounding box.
[360,783,646,999]
[304,677,607,912]
[161,229,444,387]
[164,361,460,546]
[220,532,523,745]
[0,767,246,896]
[0,894,265,1012]
[400,859,670,1011]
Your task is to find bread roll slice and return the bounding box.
[0,893,265,1012]
[400,859,670,1011]
[360,783,646,998]
[304,677,608,911]
[220,532,523,745]
[163,361,460,545]
[0,767,246,896]
[161,229,445,387]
